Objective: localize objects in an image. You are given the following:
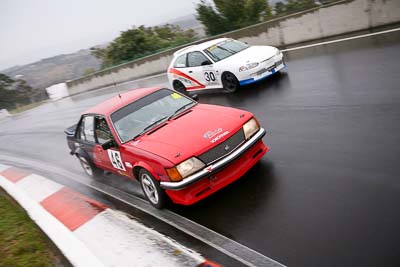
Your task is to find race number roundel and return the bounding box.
[204,71,216,82]
[107,150,126,171]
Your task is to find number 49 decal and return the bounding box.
[107,150,126,171]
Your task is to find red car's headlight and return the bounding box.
[243,118,260,140]
[166,157,205,182]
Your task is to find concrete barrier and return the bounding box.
[0,109,10,119]
[46,83,69,100]
[66,0,400,95]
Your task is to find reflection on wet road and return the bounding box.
[1,32,400,267]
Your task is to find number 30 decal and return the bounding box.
[107,150,126,171]
[204,71,216,82]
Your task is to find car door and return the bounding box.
[75,115,97,162]
[170,53,205,91]
[186,51,220,89]
[93,116,129,176]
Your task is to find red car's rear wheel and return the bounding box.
[78,156,102,178]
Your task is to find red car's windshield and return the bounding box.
[111,89,195,142]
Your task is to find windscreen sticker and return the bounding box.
[171,93,182,99]
[107,150,126,171]
[207,45,218,52]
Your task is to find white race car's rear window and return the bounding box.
[173,54,187,68]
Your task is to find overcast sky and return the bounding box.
[0,0,200,70]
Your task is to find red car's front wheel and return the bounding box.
[139,169,167,209]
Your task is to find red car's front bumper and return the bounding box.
[163,137,269,205]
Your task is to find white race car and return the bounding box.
[167,38,285,93]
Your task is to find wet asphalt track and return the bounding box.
[1,31,400,266]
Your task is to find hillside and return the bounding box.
[1,49,101,90]
[0,14,202,91]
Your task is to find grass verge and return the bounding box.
[0,190,69,267]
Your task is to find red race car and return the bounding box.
[65,87,269,208]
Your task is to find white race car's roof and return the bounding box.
[174,38,229,56]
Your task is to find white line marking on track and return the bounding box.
[282,27,400,52]
[0,154,286,267]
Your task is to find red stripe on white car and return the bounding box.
[187,85,206,90]
[168,68,206,90]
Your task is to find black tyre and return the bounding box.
[139,169,167,209]
[173,80,187,95]
[221,72,239,93]
[78,155,102,178]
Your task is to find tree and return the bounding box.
[0,73,14,89]
[0,73,35,110]
[274,0,318,16]
[91,24,196,68]
[274,2,287,15]
[196,0,272,36]
[83,68,97,76]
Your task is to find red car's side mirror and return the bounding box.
[102,139,117,150]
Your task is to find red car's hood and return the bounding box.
[126,104,253,165]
